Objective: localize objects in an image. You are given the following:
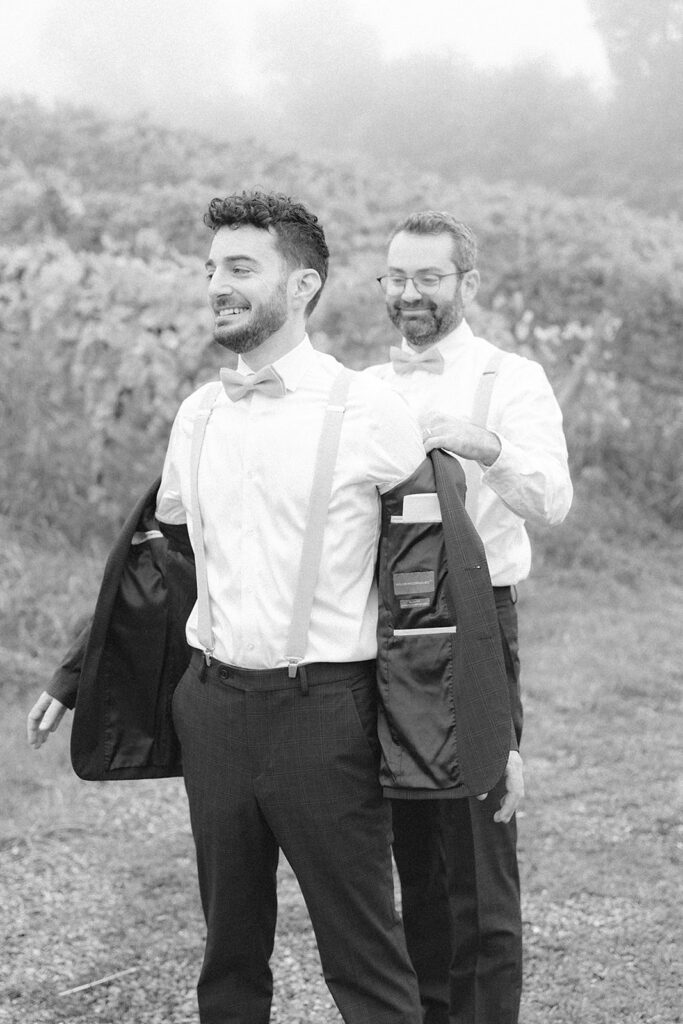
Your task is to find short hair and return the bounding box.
[204,190,329,314]
[389,211,478,272]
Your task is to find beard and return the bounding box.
[213,281,288,354]
[387,296,464,349]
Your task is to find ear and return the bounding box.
[461,268,480,305]
[289,269,321,311]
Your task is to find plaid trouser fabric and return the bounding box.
[172,652,421,1024]
[391,590,523,1024]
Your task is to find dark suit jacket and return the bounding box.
[49,478,193,779]
[376,450,512,799]
[50,453,512,791]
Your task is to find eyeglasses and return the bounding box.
[376,271,470,296]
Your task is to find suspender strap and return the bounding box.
[189,383,223,662]
[464,349,505,518]
[285,367,352,680]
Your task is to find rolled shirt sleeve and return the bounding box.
[482,359,572,528]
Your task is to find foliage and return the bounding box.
[1,100,682,540]
[178,0,683,215]
[0,239,219,542]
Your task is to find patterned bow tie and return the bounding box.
[390,345,445,375]
[220,364,287,402]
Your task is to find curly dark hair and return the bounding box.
[204,190,329,314]
[389,211,478,273]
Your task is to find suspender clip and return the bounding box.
[204,649,214,667]
[287,658,309,695]
[287,658,300,679]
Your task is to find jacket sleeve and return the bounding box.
[46,478,165,712]
[449,453,518,757]
[46,618,92,709]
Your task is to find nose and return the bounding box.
[207,267,233,299]
[400,278,421,301]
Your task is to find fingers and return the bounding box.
[494,751,525,824]
[44,700,67,732]
[493,790,520,823]
[27,692,67,748]
[27,692,52,746]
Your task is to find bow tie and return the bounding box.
[220,365,287,402]
[390,345,444,375]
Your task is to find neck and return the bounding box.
[241,320,306,371]
[406,339,439,353]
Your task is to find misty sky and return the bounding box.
[2,0,611,133]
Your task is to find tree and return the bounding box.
[589,0,683,211]
[589,0,683,83]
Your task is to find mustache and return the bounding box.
[393,301,436,312]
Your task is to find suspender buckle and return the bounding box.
[287,658,309,695]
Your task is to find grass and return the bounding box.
[1,513,681,1023]
[517,564,682,1024]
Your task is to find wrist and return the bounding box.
[479,430,502,467]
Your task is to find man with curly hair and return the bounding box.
[28,191,425,1024]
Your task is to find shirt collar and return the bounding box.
[236,335,314,393]
[402,319,473,365]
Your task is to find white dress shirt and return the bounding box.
[367,320,572,585]
[157,336,425,668]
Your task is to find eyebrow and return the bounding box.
[204,255,261,270]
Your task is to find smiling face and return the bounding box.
[385,230,477,349]
[205,225,291,355]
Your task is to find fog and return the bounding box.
[3,0,681,213]
[29,0,601,139]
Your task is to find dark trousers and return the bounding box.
[391,589,523,1024]
[172,651,422,1024]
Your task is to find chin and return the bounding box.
[402,326,438,348]
[214,329,260,354]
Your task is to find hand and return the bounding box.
[494,750,525,823]
[27,692,68,749]
[419,412,501,466]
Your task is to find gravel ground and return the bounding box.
[1,778,343,1024]
[3,565,681,1023]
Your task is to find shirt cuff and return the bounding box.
[478,429,504,470]
[480,434,519,482]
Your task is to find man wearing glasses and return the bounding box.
[367,211,573,1024]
